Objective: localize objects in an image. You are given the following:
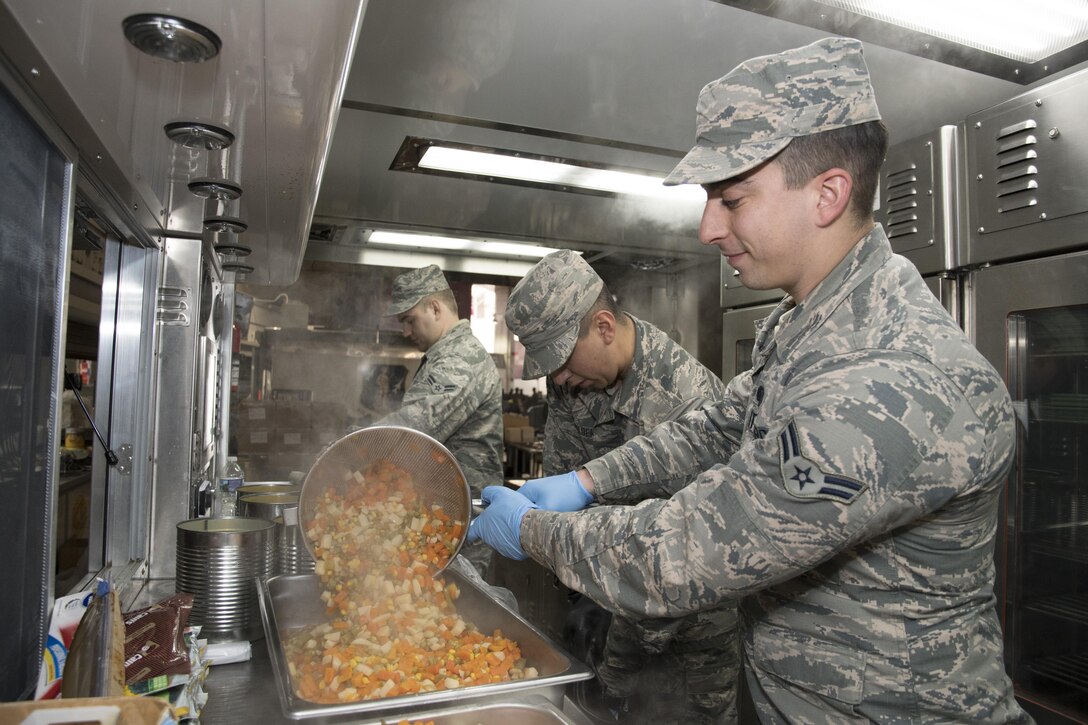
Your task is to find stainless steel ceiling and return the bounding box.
[4,0,1086,286]
[310,0,1057,276]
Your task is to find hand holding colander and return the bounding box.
[298,426,471,573]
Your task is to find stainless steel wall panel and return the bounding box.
[150,238,204,579]
[966,68,1088,266]
[92,237,163,573]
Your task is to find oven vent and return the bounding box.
[882,162,923,241]
[992,118,1039,214]
[876,126,961,275]
[157,286,191,327]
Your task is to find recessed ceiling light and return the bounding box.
[393,138,704,203]
[367,231,567,259]
[713,0,1088,82]
[814,0,1088,63]
[122,14,221,63]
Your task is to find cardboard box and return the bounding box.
[311,401,347,430]
[237,427,272,455]
[273,400,312,429]
[238,401,272,424]
[0,697,172,725]
[311,429,342,451]
[504,426,536,444]
[503,413,529,428]
[275,428,310,452]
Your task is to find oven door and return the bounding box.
[971,249,1088,723]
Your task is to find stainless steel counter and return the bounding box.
[127,577,594,724]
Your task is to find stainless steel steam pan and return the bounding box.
[257,572,592,720]
[358,695,575,724]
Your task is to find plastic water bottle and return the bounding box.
[217,456,244,516]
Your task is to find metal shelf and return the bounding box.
[1027,528,1088,564]
[1025,593,1088,626]
[1027,653,1088,693]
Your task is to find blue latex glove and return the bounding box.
[467,486,538,560]
[518,471,594,512]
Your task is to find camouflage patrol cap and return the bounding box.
[505,250,604,379]
[664,36,881,186]
[386,264,451,315]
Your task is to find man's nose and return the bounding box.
[698,201,730,246]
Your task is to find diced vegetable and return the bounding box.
[285,458,531,705]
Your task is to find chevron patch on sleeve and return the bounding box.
[779,419,867,504]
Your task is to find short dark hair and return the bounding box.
[577,284,622,338]
[775,120,888,223]
[425,289,459,317]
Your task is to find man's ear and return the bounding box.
[813,168,853,228]
[428,298,443,317]
[596,310,617,345]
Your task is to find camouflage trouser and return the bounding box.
[596,606,741,725]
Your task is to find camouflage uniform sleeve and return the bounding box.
[375,355,482,443]
[583,371,751,502]
[522,351,1012,620]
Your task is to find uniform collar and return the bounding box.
[425,318,471,357]
[753,225,892,365]
[607,315,646,417]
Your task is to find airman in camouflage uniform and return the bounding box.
[377,264,503,576]
[471,37,1032,723]
[507,250,739,724]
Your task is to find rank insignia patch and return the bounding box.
[779,419,867,504]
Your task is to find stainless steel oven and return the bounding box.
[971,250,1088,724]
[966,65,1088,725]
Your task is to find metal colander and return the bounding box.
[298,426,471,572]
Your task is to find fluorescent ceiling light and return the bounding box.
[418,146,705,203]
[814,0,1088,63]
[367,231,567,259]
[306,244,537,277]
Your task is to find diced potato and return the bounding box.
[285,458,528,705]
